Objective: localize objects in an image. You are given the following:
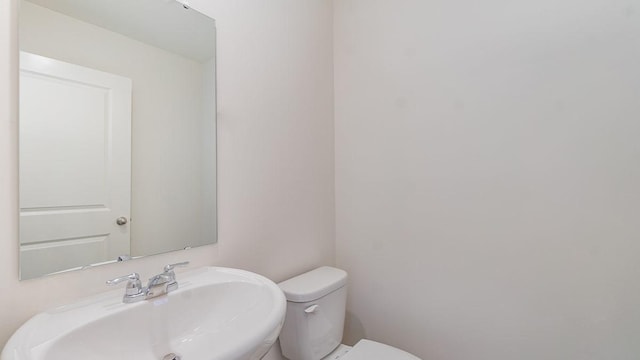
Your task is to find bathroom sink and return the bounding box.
[1,267,286,360]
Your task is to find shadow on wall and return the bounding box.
[343,311,366,346]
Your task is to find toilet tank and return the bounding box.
[278,267,348,360]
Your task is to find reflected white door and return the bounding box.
[19,52,132,279]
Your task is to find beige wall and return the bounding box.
[335,0,640,359]
[0,0,334,351]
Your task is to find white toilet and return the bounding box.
[278,266,421,360]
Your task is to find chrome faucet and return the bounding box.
[147,262,189,298]
[106,262,190,303]
[106,273,145,303]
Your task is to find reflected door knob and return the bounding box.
[116,217,128,226]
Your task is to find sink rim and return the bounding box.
[1,266,286,360]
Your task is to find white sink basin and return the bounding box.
[2,267,286,360]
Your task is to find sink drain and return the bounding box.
[162,353,181,360]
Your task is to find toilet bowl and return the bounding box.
[321,340,420,360]
[278,267,420,360]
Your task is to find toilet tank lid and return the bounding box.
[278,266,348,303]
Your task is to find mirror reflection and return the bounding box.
[19,0,217,280]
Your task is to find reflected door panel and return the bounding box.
[19,52,132,278]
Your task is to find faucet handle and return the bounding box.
[163,261,190,272]
[106,272,140,285]
[106,273,143,296]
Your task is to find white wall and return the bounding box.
[0,0,334,351]
[335,0,640,359]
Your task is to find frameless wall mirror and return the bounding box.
[18,0,217,280]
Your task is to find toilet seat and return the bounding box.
[321,344,352,360]
[339,340,421,360]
